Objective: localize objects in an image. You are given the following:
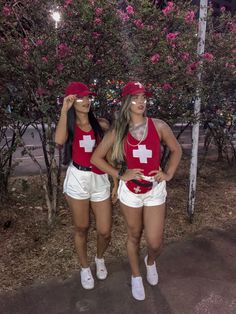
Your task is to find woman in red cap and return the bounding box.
[55,82,113,290]
[91,81,182,300]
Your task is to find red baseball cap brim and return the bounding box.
[122,81,152,97]
[65,82,97,97]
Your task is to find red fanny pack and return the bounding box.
[126,180,153,194]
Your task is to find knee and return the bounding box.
[147,239,163,253]
[74,225,89,237]
[128,229,142,245]
[97,229,111,240]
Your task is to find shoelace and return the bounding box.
[96,260,105,271]
[84,269,92,280]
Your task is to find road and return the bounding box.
[2,125,235,176]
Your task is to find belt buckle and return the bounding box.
[141,175,155,182]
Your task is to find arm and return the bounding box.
[98,117,110,132]
[55,95,76,145]
[91,130,119,178]
[91,130,144,181]
[150,119,182,182]
[106,147,119,204]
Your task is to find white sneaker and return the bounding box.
[131,276,145,301]
[144,255,159,286]
[80,267,94,290]
[95,256,108,280]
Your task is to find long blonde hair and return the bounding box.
[111,95,132,163]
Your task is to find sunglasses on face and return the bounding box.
[75,95,94,103]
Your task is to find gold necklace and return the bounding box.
[127,118,148,147]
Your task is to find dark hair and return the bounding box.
[63,106,104,165]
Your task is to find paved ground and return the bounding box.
[0,225,235,314]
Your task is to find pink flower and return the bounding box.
[146,25,154,31]
[202,52,214,62]
[186,61,201,75]
[36,39,44,46]
[87,53,93,60]
[47,79,55,86]
[22,38,30,51]
[180,52,190,61]
[162,2,174,16]
[36,88,47,96]
[3,5,12,16]
[220,6,226,13]
[58,43,70,57]
[162,83,172,91]
[72,35,78,42]
[41,56,48,63]
[225,62,235,68]
[94,17,102,25]
[213,33,222,39]
[232,49,236,54]
[229,22,236,33]
[134,19,144,29]
[92,32,101,39]
[56,63,64,71]
[162,27,168,33]
[96,8,103,16]
[185,10,195,24]
[166,55,174,65]
[166,32,179,41]
[64,0,72,8]
[150,53,160,64]
[126,5,134,15]
[117,10,129,22]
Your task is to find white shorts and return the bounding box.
[118,180,167,208]
[63,163,110,202]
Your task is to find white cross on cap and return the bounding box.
[79,135,95,152]
[133,145,152,163]
[134,82,143,89]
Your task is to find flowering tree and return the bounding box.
[0,0,128,222]
[114,1,235,161]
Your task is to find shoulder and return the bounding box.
[150,118,172,140]
[151,118,169,129]
[97,117,110,131]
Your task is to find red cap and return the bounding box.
[65,82,96,97]
[122,81,152,97]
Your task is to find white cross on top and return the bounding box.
[134,82,143,89]
[79,135,95,152]
[133,145,152,163]
[134,186,141,193]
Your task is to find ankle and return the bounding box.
[146,255,156,266]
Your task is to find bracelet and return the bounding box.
[117,167,126,180]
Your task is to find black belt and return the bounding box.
[72,161,92,171]
[131,179,153,187]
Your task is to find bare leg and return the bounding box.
[120,203,143,277]
[143,203,166,265]
[66,195,90,267]
[91,198,112,258]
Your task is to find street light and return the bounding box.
[51,10,61,28]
